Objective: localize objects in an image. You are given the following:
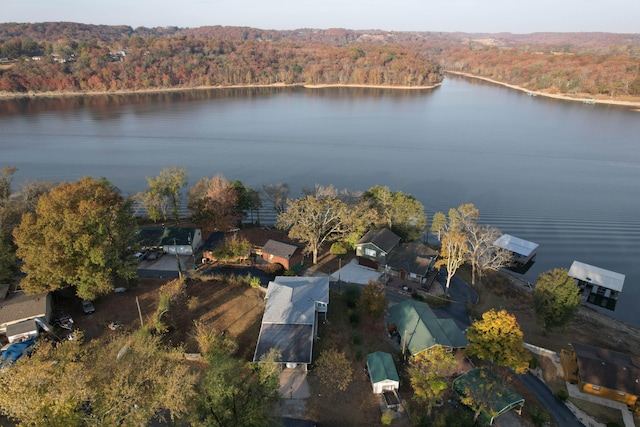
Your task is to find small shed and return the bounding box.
[493,234,538,265]
[366,351,400,394]
[261,239,304,271]
[568,261,624,310]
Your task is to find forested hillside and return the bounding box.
[1,22,639,98]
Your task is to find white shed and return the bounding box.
[366,351,399,394]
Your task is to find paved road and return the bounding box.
[517,372,584,427]
[431,269,478,330]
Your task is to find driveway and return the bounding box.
[516,372,583,427]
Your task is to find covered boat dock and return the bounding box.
[493,234,539,265]
[568,261,625,310]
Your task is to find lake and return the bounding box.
[1,75,639,326]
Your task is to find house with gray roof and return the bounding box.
[356,228,401,270]
[253,276,329,370]
[387,299,468,357]
[138,226,202,255]
[261,239,303,271]
[0,289,52,343]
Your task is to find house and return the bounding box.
[253,276,329,370]
[568,261,625,310]
[366,351,400,394]
[493,234,539,266]
[386,242,438,285]
[261,239,304,271]
[0,289,52,343]
[453,368,525,425]
[387,300,468,357]
[355,228,401,270]
[562,342,640,411]
[138,226,202,255]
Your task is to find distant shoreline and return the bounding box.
[0,82,440,100]
[446,70,640,109]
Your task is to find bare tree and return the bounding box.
[466,224,512,285]
[261,182,289,214]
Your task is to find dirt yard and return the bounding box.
[55,277,266,359]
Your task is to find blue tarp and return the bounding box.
[0,338,37,367]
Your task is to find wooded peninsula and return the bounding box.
[1,22,640,103]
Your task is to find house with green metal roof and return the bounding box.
[452,368,524,425]
[387,300,468,357]
[366,351,400,394]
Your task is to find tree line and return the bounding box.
[2,22,640,100]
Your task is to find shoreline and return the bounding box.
[0,82,440,100]
[445,70,640,109]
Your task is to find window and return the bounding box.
[365,248,376,257]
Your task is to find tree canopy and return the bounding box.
[187,175,240,231]
[363,185,427,241]
[13,177,138,300]
[465,309,529,374]
[137,166,188,223]
[409,345,458,417]
[277,187,351,264]
[533,268,581,333]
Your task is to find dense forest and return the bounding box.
[1,22,640,98]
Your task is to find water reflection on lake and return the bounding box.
[1,76,639,326]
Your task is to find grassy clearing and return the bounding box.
[569,398,625,426]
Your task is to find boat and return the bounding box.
[583,98,596,105]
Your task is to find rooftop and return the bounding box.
[263,276,329,325]
[572,342,640,396]
[493,234,539,257]
[568,261,625,292]
[357,228,401,253]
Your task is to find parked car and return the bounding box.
[81,300,95,314]
[134,251,147,262]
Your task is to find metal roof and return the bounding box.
[493,234,539,257]
[253,323,314,364]
[387,300,468,355]
[568,261,625,292]
[366,351,400,384]
[263,276,329,324]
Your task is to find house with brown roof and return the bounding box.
[0,288,52,343]
[562,342,640,412]
[261,239,304,271]
[355,228,401,270]
[386,242,438,286]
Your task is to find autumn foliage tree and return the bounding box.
[13,177,138,301]
[466,309,529,374]
[409,345,458,418]
[187,175,240,231]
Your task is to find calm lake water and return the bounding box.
[2,76,640,327]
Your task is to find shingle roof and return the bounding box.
[386,242,438,273]
[254,323,314,364]
[387,300,468,355]
[138,226,199,247]
[0,292,48,327]
[357,229,401,253]
[366,351,400,384]
[572,342,640,396]
[262,240,300,259]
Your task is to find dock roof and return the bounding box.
[568,261,625,292]
[493,234,538,257]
